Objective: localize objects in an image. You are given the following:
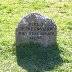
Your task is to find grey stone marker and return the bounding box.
[16,13,57,47]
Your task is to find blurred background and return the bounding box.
[0,0,72,72]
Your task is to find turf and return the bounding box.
[0,0,72,72]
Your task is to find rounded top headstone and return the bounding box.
[18,13,56,27]
[16,13,57,47]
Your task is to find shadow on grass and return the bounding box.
[16,42,63,72]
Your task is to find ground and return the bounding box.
[0,0,72,72]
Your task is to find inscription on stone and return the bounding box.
[16,13,57,47]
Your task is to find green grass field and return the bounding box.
[0,0,72,72]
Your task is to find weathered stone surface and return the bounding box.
[16,13,57,47]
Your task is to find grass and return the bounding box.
[16,43,63,72]
[0,0,72,72]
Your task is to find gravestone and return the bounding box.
[16,13,57,47]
